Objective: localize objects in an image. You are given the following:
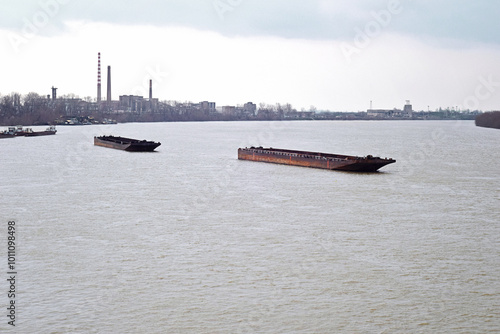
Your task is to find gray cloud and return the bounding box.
[1,0,499,45]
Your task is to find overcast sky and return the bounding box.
[1,0,500,111]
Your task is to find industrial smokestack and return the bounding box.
[107,65,111,107]
[149,79,152,100]
[149,79,153,111]
[51,86,57,100]
[97,52,101,103]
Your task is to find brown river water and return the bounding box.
[1,120,498,333]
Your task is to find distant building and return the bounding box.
[119,95,158,112]
[404,100,413,117]
[120,95,143,112]
[242,102,257,116]
[199,101,216,113]
[367,100,413,118]
[221,106,236,115]
[367,109,394,117]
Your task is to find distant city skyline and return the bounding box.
[1,0,500,111]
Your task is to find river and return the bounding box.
[0,120,498,333]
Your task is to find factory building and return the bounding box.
[367,100,413,118]
[119,95,158,113]
[199,101,216,113]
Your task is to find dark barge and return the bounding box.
[1,125,57,138]
[94,135,161,152]
[238,147,395,172]
[24,126,57,136]
[0,132,15,139]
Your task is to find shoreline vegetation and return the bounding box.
[475,111,500,130]
[0,92,480,126]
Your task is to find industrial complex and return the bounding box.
[0,52,480,125]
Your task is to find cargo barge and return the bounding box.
[0,132,15,138]
[9,125,30,136]
[94,135,161,152]
[1,125,57,138]
[238,147,395,172]
[24,126,57,136]
[0,128,15,138]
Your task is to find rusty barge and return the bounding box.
[238,147,395,172]
[94,135,161,152]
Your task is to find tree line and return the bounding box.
[0,92,62,125]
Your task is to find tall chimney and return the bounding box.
[51,86,57,100]
[149,79,153,111]
[107,65,111,108]
[97,52,101,103]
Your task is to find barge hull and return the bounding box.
[238,147,395,172]
[94,136,161,152]
[24,131,56,137]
